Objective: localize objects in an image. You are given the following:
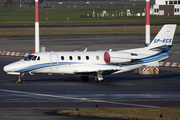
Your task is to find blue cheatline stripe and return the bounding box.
[126,50,170,65]
[15,49,170,72]
[15,63,50,72]
[141,49,170,61]
[113,49,170,66]
[15,62,82,72]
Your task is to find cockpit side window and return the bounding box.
[24,55,34,61]
[37,56,40,60]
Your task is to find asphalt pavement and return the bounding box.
[0,35,180,120]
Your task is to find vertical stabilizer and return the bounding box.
[148,24,176,50]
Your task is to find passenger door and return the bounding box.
[50,54,58,71]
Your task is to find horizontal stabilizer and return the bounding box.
[149,45,173,50]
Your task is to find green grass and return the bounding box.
[0,4,180,26]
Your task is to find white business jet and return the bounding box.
[3,24,176,83]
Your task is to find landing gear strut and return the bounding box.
[14,73,25,83]
[95,72,104,83]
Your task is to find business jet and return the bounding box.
[3,24,176,83]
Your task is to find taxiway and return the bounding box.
[0,35,180,119]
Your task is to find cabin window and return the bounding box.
[69,56,73,60]
[24,55,34,61]
[86,56,89,60]
[78,56,81,60]
[61,56,64,60]
[96,56,99,60]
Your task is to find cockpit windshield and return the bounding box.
[24,55,34,61]
[24,55,40,61]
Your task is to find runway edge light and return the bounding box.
[76,108,78,113]
[96,104,98,110]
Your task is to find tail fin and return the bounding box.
[148,24,176,50]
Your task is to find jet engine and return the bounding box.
[104,51,133,64]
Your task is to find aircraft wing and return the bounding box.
[73,69,120,76]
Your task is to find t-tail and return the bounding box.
[144,24,177,65]
[148,24,176,50]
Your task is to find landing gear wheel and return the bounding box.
[95,77,103,83]
[14,78,25,83]
[81,76,89,82]
[17,78,21,83]
[96,80,103,83]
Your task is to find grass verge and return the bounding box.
[1,25,180,37]
[56,108,180,120]
[1,5,180,26]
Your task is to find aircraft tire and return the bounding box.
[96,80,103,83]
[95,77,103,83]
[17,78,22,83]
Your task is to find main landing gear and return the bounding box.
[14,73,25,83]
[81,72,104,83]
[95,72,104,83]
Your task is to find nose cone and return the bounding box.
[3,64,12,72]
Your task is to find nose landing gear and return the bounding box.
[14,73,25,83]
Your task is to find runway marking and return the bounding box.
[0,89,160,108]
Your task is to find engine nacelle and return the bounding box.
[104,51,132,64]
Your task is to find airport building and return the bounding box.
[151,0,180,15]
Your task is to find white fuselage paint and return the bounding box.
[3,48,166,75]
[3,24,177,82]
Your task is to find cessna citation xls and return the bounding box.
[4,24,177,83]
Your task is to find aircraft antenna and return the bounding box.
[84,48,87,52]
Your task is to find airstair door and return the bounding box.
[50,54,58,71]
